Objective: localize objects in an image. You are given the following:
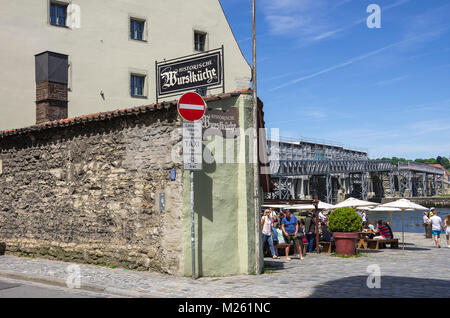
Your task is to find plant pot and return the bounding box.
[333,232,358,256]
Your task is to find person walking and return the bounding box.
[429,210,445,248]
[304,212,316,253]
[281,210,302,261]
[444,214,450,248]
[261,209,279,259]
[423,212,429,235]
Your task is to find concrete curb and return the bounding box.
[0,270,150,298]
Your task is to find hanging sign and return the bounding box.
[156,48,223,99]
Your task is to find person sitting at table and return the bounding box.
[383,221,394,239]
[320,221,334,242]
[374,220,393,239]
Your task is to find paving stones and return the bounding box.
[0,232,449,297]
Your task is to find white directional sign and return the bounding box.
[183,121,203,170]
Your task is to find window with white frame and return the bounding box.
[130,74,146,97]
[130,18,146,41]
[194,31,207,52]
[50,2,68,27]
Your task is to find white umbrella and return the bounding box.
[261,204,289,209]
[368,206,411,228]
[377,199,428,250]
[284,201,335,210]
[334,197,378,208]
[356,206,378,211]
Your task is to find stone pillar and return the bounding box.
[35,51,69,124]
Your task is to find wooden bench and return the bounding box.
[319,241,335,253]
[366,238,399,250]
[273,242,306,256]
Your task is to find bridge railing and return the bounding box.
[398,161,444,175]
[272,160,394,176]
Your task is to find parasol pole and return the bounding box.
[402,208,405,250]
[389,211,393,228]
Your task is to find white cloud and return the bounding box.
[269,28,449,91]
[261,0,411,42]
[372,75,409,87]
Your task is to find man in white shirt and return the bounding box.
[318,211,326,222]
[429,211,445,248]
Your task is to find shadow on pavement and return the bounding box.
[357,249,382,254]
[308,275,450,298]
[263,260,286,272]
[401,247,431,251]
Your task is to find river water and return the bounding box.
[366,208,450,233]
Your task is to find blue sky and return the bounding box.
[219,0,450,159]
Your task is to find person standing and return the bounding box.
[281,210,302,261]
[261,210,279,259]
[304,212,316,253]
[423,212,429,225]
[429,211,445,248]
[361,211,367,228]
[444,214,450,248]
[296,219,306,259]
[423,212,431,238]
[318,210,326,223]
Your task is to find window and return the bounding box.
[194,31,207,52]
[130,74,146,97]
[130,18,145,41]
[50,2,67,27]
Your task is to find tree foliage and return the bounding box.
[328,207,362,233]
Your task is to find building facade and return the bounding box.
[0,0,251,130]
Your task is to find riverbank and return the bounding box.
[381,196,450,208]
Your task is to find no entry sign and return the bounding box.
[177,92,206,122]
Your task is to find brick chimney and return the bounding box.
[35,51,69,124]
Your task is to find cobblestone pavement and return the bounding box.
[0,232,449,298]
[0,277,114,298]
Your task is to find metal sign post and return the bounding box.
[183,120,202,279]
[179,92,206,280]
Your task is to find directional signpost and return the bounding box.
[178,92,206,279]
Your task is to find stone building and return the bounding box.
[0,0,251,130]
[0,89,267,276]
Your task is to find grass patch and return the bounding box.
[330,252,366,258]
[263,270,278,274]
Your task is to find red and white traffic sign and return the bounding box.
[177,92,206,122]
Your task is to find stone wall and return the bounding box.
[0,107,184,274]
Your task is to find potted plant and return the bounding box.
[328,207,362,256]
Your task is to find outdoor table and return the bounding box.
[357,231,376,249]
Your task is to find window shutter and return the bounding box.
[50,4,57,25]
[131,76,135,95]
